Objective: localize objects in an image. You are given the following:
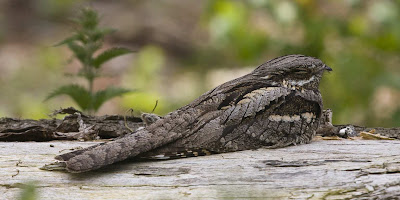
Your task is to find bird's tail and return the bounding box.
[55,128,175,173]
[54,106,199,173]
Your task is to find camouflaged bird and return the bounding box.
[56,55,332,173]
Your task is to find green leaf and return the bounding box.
[100,28,117,35]
[79,8,99,30]
[91,28,116,41]
[19,181,37,200]
[67,42,87,64]
[45,84,92,111]
[54,34,80,46]
[92,87,132,111]
[92,47,132,68]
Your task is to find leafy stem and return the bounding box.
[46,8,133,114]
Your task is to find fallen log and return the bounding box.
[1,139,400,199]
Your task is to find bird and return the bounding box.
[55,54,332,173]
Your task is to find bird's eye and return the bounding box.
[292,68,308,74]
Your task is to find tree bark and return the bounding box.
[0,108,144,141]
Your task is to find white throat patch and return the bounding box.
[287,75,315,86]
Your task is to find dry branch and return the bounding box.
[0,108,144,141]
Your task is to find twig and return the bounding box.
[124,108,135,132]
[151,100,159,113]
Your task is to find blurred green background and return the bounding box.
[0,0,399,127]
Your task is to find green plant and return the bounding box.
[19,182,37,200]
[46,8,133,114]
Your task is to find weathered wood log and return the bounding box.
[1,108,399,198]
[1,139,400,199]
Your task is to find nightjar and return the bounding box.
[56,54,332,172]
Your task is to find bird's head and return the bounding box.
[252,55,332,90]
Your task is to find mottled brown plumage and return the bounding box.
[56,54,332,173]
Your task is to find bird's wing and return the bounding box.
[139,86,297,158]
[219,86,292,125]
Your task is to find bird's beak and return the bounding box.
[323,64,332,71]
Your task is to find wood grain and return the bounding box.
[1,139,400,199]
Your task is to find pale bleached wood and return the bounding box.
[1,139,400,199]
